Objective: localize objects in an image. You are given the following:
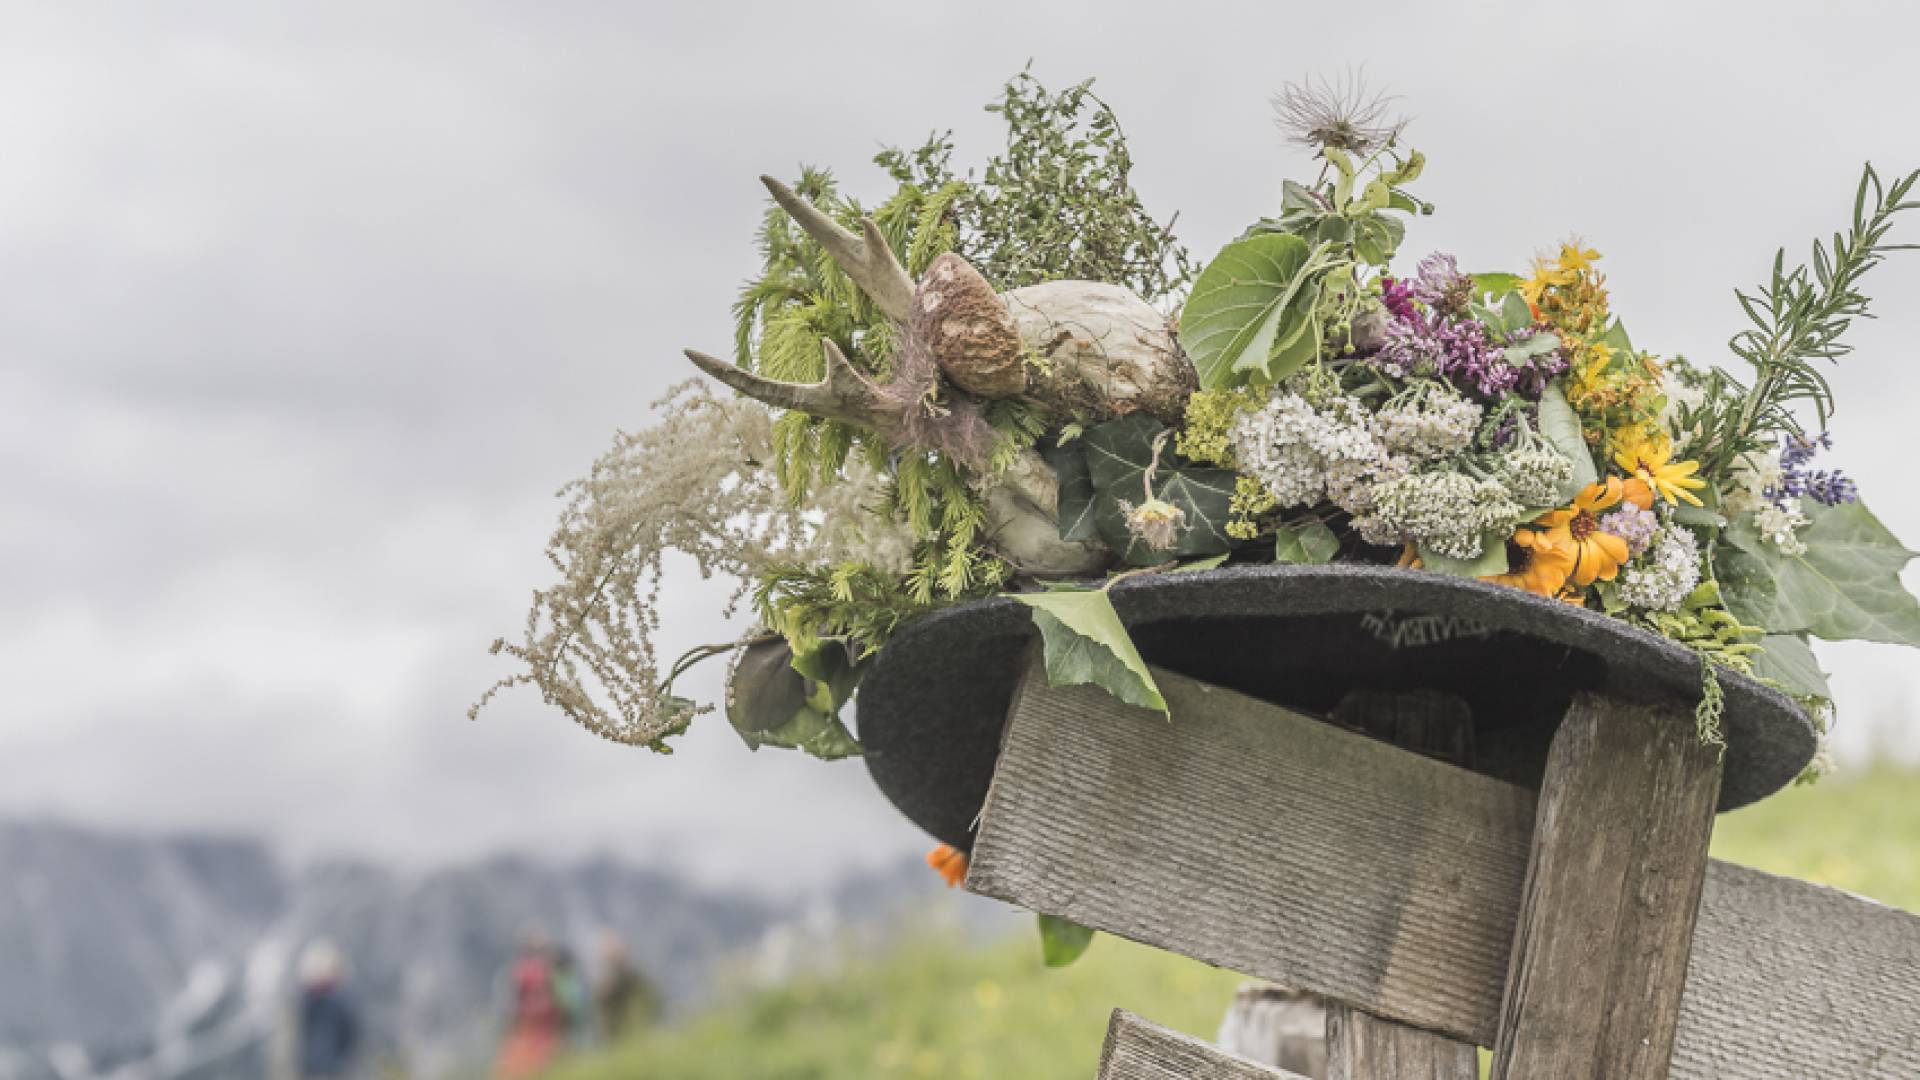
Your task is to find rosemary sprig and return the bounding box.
[1694,164,1919,479]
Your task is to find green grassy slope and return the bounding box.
[551,765,1918,1080]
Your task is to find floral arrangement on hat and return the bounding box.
[478,71,1919,802]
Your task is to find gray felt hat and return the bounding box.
[855,563,1815,851]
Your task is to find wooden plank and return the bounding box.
[1098,1009,1307,1079]
[1675,862,1920,1077]
[1489,694,1722,1079]
[1326,1003,1478,1080]
[969,662,1535,1044]
[966,662,1920,1080]
[1325,691,1480,1079]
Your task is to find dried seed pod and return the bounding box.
[912,253,1028,399]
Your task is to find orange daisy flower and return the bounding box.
[1537,479,1632,587]
[1482,527,1576,597]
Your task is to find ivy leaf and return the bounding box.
[1011,588,1167,716]
[1042,438,1099,542]
[1179,233,1318,389]
[1082,414,1161,491]
[1537,381,1598,499]
[1037,913,1096,967]
[1081,415,1236,564]
[1274,521,1340,564]
[1717,500,1920,646]
[1752,634,1831,700]
[1418,534,1510,578]
[1089,469,1236,564]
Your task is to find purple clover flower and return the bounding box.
[1374,310,1563,402]
[1410,252,1473,317]
[1381,275,1416,319]
[1769,432,1859,508]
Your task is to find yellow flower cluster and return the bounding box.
[1173,387,1263,467]
[1227,475,1278,540]
[1482,242,1709,605]
[1520,241,1609,334]
[1524,242,1666,462]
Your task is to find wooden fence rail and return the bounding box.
[1099,1009,1307,1079]
[966,662,1920,1080]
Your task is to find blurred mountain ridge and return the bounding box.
[0,819,957,1079]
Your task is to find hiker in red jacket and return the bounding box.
[495,929,564,1078]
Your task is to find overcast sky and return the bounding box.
[3,1,1916,890]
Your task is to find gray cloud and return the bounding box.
[3,1,1916,888]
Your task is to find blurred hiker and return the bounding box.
[295,940,360,1079]
[495,927,564,1079]
[550,945,590,1047]
[591,933,659,1042]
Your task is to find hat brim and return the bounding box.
[856,564,1815,850]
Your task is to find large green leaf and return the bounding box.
[1011,588,1167,716]
[1082,414,1161,491]
[1717,500,1920,646]
[1471,271,1523,301]
[1081,415,1236,563]
[1536,381,1597,499]
[1179,234,1318,389]
[1500,292,1534,332]
[1751,634,1831,700]
[1274,521,1339,564]
[1037,914,1096,967]
[726,637,863,760]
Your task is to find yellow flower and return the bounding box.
[1482,527,1576,597]
[1615,436,1707,508]
[1538,478,1631,587]
[1519,255,1577,306]
[1557,241,1602,272]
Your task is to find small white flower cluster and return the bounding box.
[1722,450,1810,554]
[1374,386,1482,463]
[1360,472,1521,559]
[1231,389,1396,511]
[1754,504,1811,555]
[1660,380,1707,452]
[1494,448,1574,508]
[1619,526,1703,611]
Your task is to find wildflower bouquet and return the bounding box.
[481,73,1919,795]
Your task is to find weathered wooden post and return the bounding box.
[854,564,1920,1079]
